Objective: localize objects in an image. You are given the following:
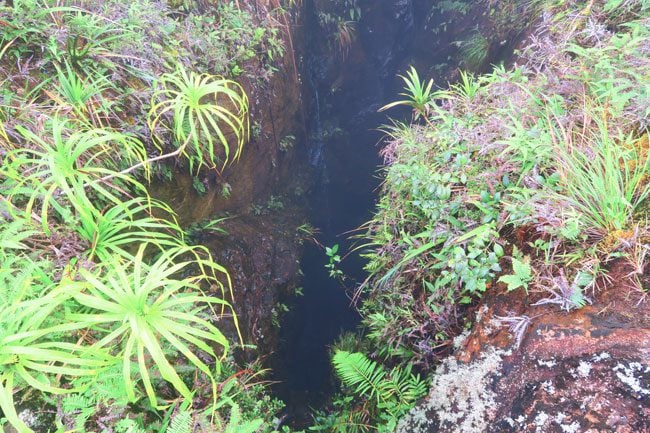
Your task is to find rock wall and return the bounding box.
[150,6,310,351]
[397,274,650,433]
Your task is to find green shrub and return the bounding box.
[359,1,650,370]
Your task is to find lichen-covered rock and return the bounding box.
[397,281,650,433]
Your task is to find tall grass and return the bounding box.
[547,110,650,233]
[460,32,489,72]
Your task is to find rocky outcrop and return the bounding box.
[397,271,650,433]
[200,211,305,354]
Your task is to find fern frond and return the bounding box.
[383,365,427,406]
[333,406,372,433]
[223,404,264,433]
[167,410,192,433]
[332,351,387,403]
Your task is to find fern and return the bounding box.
[61,394,95,429]
[332,351,428,430]
[167,410,192,433]
[223,404,264,433]
[382,365,428,409]
[114,418,146,433]
[333,351,388,403]
[0,217,53,304]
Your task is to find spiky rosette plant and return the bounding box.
[149,65,249,173]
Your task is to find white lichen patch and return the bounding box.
[396,347,509,433]
[576,361,592,378]
[592,352,610,362]
[560,421,581,433]
[453,329,471,350]
[18,409,37,427]
[537,358,557,368]
[534,412,550,432]
[613,361,650,396]
[542,380,556,394]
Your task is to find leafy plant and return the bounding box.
[149,65,249,173]
[325,244,344,279]
[0,1,284,431]
[360,0,650,376]
[0,294,106,433]
[450,70,481,102]
[55,62,110,123]
[65,9,128,67]
[380,66,437,121]
[222,403,264,433]
[4,119,148,232]
[336,20,357,57]
[74,197,184,263]
[329,351,427,432]
[498,254,533,292]
[494,314,533,349]
[63,243,235,407]
[316,0,361,55]
[166,410,192,433]
[192,176,207,194]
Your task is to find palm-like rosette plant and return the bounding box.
[3,119,148,232]
[0,294,107,433]
[65,243,236,407]
[149,65,249,172]
[380,66,436,121]
[75,196,186,263]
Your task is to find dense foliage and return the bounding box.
[362,0,649,366]
[0,0,291,431]
[315,0,649,431]
[2,0,649,432]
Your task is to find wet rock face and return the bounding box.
[202,212,305,354]
[397,280,650,433]
[358,0,415,81]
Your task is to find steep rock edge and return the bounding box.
[397,275,650,433]
[151,6,310,352]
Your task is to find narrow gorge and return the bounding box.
[0,1,648,432]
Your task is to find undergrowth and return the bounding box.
[362,0,649,366]
[0,0,293,432]
[315,1,649,431]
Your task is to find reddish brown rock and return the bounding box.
[397,275,650,433]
